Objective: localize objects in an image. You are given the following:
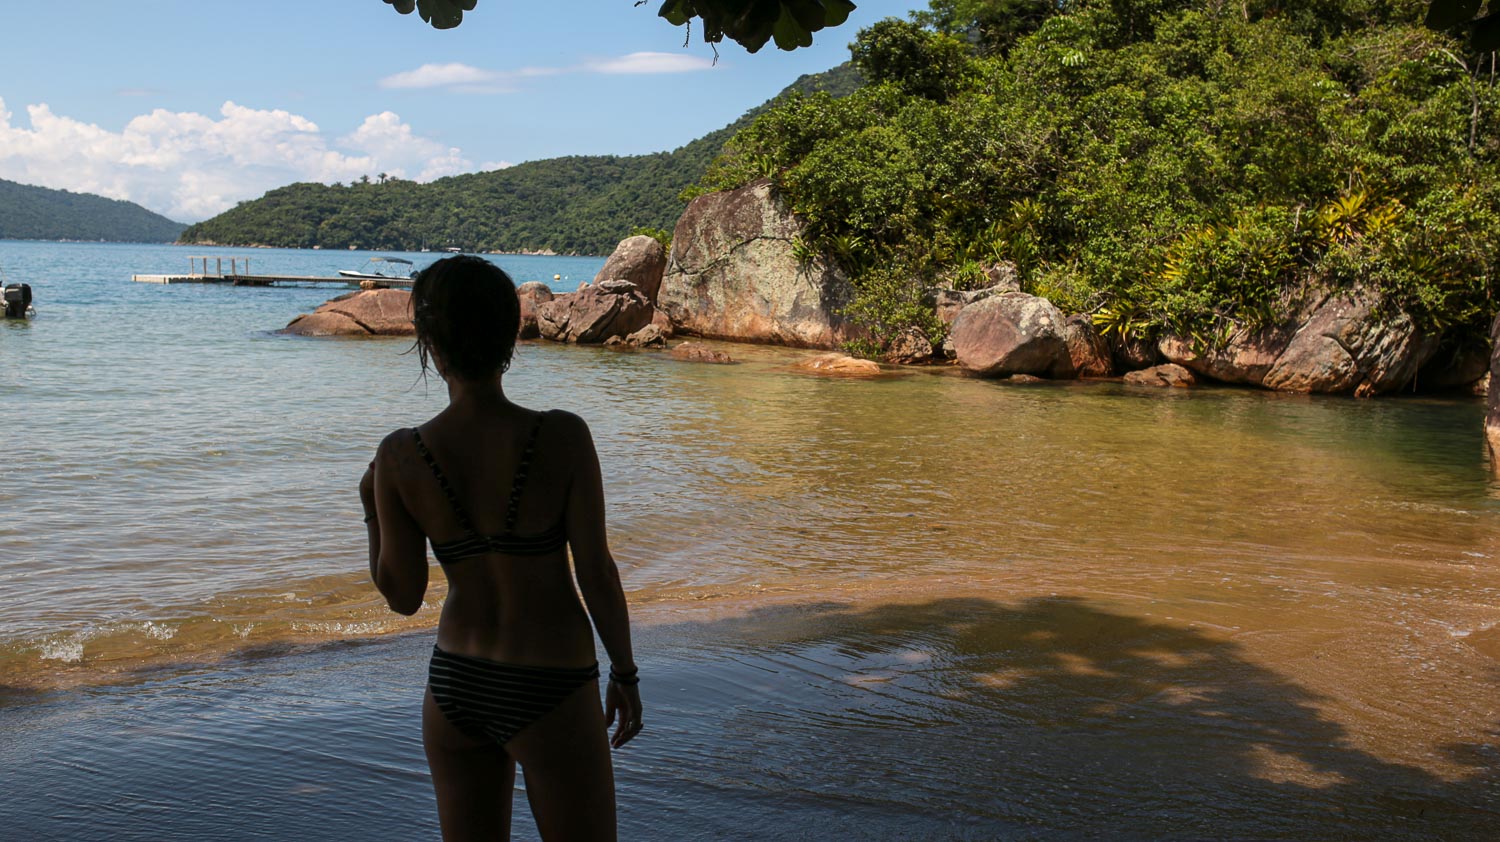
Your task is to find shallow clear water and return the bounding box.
[2,241,1499,837]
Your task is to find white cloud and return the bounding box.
[379,62,507,91]
[586,52,716,74]
[0,98,483,222]
[379,51,716,93]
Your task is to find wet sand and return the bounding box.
[5,586,1498,840]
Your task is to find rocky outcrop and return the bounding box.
[1125,363,1197,388]
[516,281,554,339]
[536,280,653,344]
[594,235,668,304]
[658,179,861,349]
[793,353,883,376]
[1487,315,1500,465]
[1158,325,1292,386]
[951,292,1068,378]
[1056,315,1113,379]
[282,289,414,337]
[1157,288,1439,396]
[1261,293,1438,395]
[670,341,734,364]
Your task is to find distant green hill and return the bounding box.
[179,63,862,256]
[0,178,186,243]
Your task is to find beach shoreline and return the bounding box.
[6,583,1500,840]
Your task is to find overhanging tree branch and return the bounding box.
[380,0,857,52]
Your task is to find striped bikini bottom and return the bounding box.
[428,646,600,746]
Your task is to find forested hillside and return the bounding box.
[178,64,862,255]
[0,178,185,242]
[698,0,1500,353]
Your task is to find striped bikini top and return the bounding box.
[411,411,567,563]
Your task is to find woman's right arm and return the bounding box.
[561,412,643,748]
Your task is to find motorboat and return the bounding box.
[337,256,418,281]
[1,263,34,319]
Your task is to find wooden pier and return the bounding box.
[131,256,413,289]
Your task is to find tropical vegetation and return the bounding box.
[178,66,860,256]
[695,0,1500,355]
[0,178,186,243]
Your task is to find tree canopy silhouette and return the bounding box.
[380,0,856,51]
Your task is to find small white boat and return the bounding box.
[337,256,417,281]
[1,263,35,319]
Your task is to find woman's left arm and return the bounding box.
[362,432,429,616]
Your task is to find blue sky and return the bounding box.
[0,0,922,222]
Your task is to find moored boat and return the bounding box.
[336,256,418,281]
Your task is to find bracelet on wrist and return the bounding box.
[608,666,640,686]
[363,512,378,524]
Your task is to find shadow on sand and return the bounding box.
[635,595,1500,839]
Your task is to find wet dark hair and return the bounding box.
[411,255,521,381]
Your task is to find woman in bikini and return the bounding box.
[358,255,642,840]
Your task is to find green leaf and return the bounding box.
[414,0,471,29]
[823,0,856,27]
[773,6,814,50]
[658,0,693,27]
[785,0,826,32]
[1424,0,1481,30]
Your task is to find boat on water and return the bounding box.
[1,263,35,320]
[337,256,418,282]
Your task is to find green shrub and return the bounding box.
[690,1,1498,353]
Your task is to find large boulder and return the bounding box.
[1261,292,1438,395]
[658,179,861,349]
[1157,288,1438,396]
[951,292,1068,377]
[594,235,668,304]
[1158,325,1293,386]
[1056,315,1113,379]
[1487,315,1500,465]
[516,281,554,339]
[536,280,653,344]
[282,289,414,337]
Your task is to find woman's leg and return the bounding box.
[507,678,616,841]
[424,688,517,841]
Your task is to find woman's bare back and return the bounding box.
[387,405,596,667]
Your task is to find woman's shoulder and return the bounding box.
[536,409,593,448]
[374,426,420,466]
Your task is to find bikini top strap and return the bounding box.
[411,427,480,538]
[503,411,548,535]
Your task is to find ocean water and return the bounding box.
[2,241,1499,838]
